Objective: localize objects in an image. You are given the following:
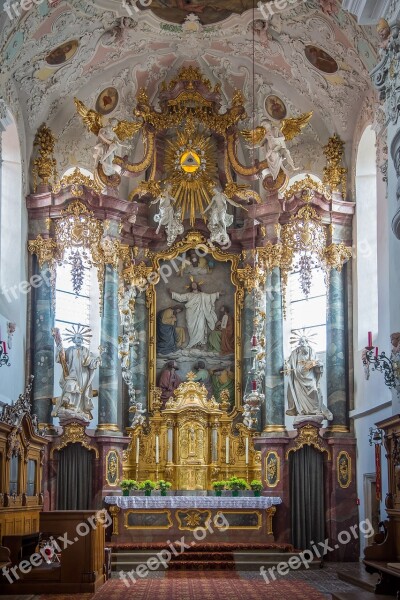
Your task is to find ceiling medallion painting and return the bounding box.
[265,95,287,121]
[96,87,119,115]
[304,45,338,74]
[46,40,79,66]
[140,0,257,25]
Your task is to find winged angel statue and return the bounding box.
[241,113,313,181]
[74,98,143,177]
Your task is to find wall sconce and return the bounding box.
[362,332,400,392]
[368,427,383,446]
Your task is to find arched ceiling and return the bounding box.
[0,0,379,182]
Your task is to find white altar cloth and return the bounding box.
[104,495,282,510]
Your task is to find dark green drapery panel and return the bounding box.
[290,445,325,551]
[56,443,93,510]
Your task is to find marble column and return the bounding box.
[97,265,121,435]
[326,267,349,432]
[32,260,54,428]
[264,268,285,432]
[128,292,148,422]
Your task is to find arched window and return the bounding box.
[0,108,25,404]
[355,126,378,349]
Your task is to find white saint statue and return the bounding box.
[285,334,333,422]
[203,186,243,246]
[261,119,297,181]
[169,279,222,348]
[93,118,129,176]
[152,184,184,246]
[52,326,102,421]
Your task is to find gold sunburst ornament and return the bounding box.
[164,125,217,226]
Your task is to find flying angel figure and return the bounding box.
[241,112,313,181]
[74,98,143,177]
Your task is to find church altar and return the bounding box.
[104,495,282,544]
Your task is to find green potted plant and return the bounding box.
[139,480,156,496]
[250,480,263,497]
[120,479,139,497]
[227,476,249,497]
[157,480,172,496]
[212,481,226,496]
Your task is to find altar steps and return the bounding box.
[111,547,322,572]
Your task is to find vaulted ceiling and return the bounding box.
[0,0,379,184]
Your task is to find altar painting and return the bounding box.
[153,251,237,410]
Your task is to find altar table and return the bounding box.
[104,495,282,544]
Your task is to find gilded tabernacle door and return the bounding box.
[148,232,242,415]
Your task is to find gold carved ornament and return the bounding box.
[52,167,102,196]
[147,232,243,413]
[106,450,119,487]
[50,421,99,458]
[323,134,348,198]
[265,451,280,488]
[29,201,127,314]
[337,450,351,489]
[285,423,331,460]
[32,124,58,192]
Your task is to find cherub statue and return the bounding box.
[151,183,184,246]
[242,403,253,429]
[118,284,137,329]
[51,325,102,421]
[203,186,245,246]
[130,402,146,427]
[118,334,130,370]
[241,112,312,181]
[74,98,143,178]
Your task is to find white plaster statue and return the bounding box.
[118,334,130,370]
[52,326,101,421]
[242,403,253,428]
[93,119,129,176]
[130,402,146,427]
[152,184,184,246]
[285,335,333,423]
[261,119,297,181]
[203,186,241,246]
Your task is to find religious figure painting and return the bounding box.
[155,253,235,406]
[265,95,287,121]
[139,0,257,25]
[46,40,79,65]
[304,45,338,74]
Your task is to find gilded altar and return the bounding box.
[123,374,262,489]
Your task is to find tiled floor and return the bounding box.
[2,563,369,600]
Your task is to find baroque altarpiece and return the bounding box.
[25,67,358,554]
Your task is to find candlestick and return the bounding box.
[136,437,140,464]
[252,380,257,391]
[155,435,159,464]
[375,346,379,358]
[225,436,229,464]
[245,437,249,465]
[252,335,257,347]
[368,331,372,348]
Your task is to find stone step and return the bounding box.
[337,568,379,593]
[111,550,321,571]
[332,593,395,600]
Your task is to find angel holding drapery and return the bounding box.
[241,112,313,181]
[74,98,143,178]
